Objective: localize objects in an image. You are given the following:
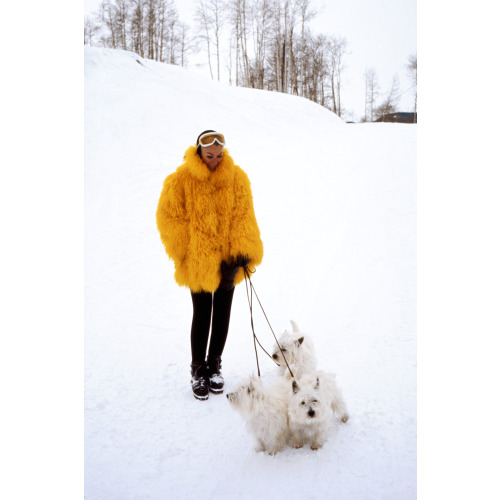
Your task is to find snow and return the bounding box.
[85,46,416,499]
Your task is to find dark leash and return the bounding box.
[242,266,295,379]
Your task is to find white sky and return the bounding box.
[85,0,416,119]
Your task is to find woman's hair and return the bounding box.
[196,129,216,157]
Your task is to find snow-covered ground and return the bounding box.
[85,46,416,499]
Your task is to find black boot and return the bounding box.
[190,361,209,400]
[207,356,224,394]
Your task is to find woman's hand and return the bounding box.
[219,258,240,290]
[235,255,250,269]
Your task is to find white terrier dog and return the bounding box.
[271,321,316,379]
[226,376,290,455]
[298,371,350,424]
[288,372,349,450]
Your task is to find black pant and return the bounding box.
[190,287,235,363]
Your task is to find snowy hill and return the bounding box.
[85,46,416,499]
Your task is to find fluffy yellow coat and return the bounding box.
[156,146,264,292]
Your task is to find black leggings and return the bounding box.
[190,287,235,363]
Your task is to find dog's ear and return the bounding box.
[249,379,265,399]
[314,377,320,390]
[296,336,304,346]
[292,380,300,393]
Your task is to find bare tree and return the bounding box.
[212,0,225,81]
[165,3,181,63]
[227,31,234,84]
[195,0,225,81]
[375,75,400,121]
[130,0,145,57]
[99,0,118,48]
[228,0,253,87]
[266,0,299,93]
[363,67,378,122]
[326,35,348,117]
[145,0,157,60]
[177,22,193,67]
[295,0,316,96]
[266,0,285,92]
[84,15,100,46]
[302,32,327,103]
[155,0,167,61]
[250,0,272,89]
[407,53,417,120]
[114,0,128,50]
[239,0,251,87]
[195,1,214,79]
[227,0,241,85]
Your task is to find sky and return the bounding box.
[84,0,416,120]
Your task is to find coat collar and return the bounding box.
[182,146,235,185]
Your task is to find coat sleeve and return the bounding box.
[156,172,189,265]
[229,168,264,273]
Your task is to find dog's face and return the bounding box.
[226,377,264,414]
[288,379,328,425]
[271,333,305,367]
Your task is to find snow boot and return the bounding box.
[190,361,209,400]
[207,356,224,394]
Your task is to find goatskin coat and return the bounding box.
[156,146,264,292]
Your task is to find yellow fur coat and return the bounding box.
[156,146,264,292]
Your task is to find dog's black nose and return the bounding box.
[308,409,315,417]
[272,353,278,360]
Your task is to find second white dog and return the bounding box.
[271,321,317,379]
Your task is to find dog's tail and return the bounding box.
[290,320,300,333]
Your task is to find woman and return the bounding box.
[156,131,264,400]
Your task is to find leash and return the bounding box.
[242,266,295,379]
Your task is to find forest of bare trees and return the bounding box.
[84,0,417,121]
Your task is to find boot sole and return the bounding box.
[209,387,223,394]
[193,393,209,400]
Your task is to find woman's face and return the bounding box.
[200,144,224,172]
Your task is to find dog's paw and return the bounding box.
[311,439,325,451]
[341,414,349,423]
[291,441,304,449]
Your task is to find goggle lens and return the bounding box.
[198,132,225,147]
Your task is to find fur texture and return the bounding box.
[288,375,338,450]
[226,376,290,455]
[297,371,350,423]
[271,321,317,379]
[156,146,264,292]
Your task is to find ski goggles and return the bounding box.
[197,132,225,147]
